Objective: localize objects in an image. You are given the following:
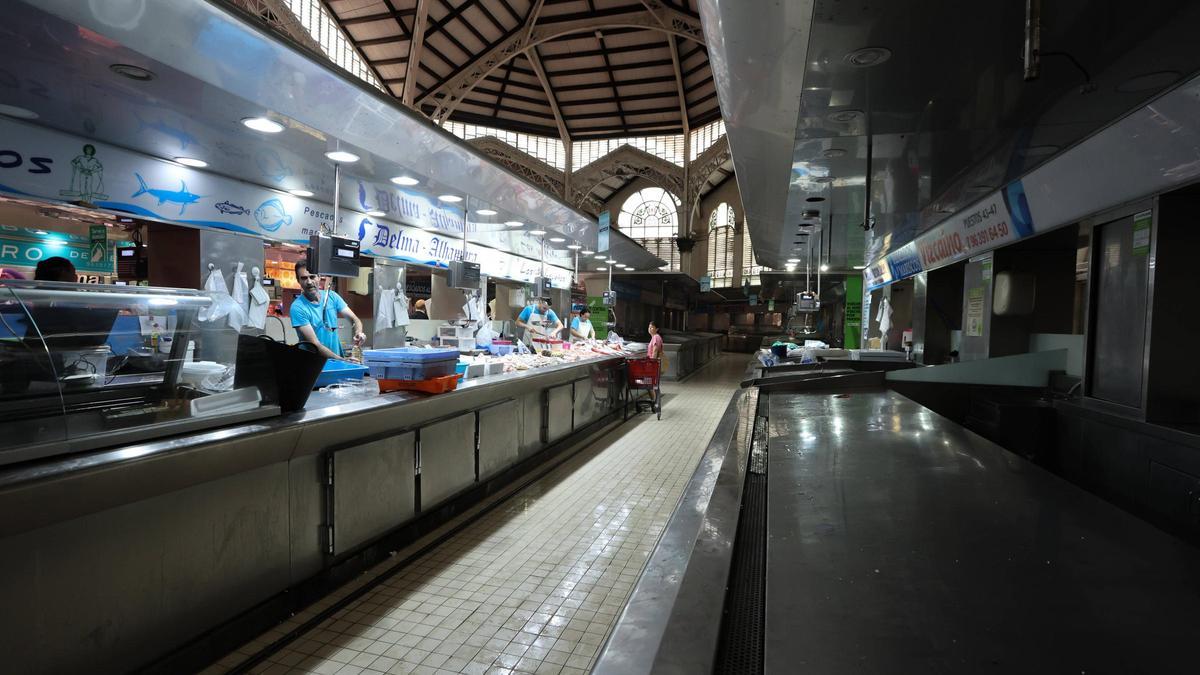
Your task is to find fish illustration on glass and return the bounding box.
[59,144,109,203]
[255,149,290,182]
[134,113,198,151]
[254,198,293,232]
[132,173,203,215]
[215,200,251,216]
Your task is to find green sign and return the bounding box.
[767,299,775,311]
[1132,209,1152,256]
[0,236,114,274]
[89,224,108,266]
[586,295,609,340]
[844,275,862,349]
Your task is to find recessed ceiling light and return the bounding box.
[594,254,606,259]
[581,249,595,255]
[787,258,801,263]
[605,258,617,264]
[34,229,48,235]
[597,266,608,271]
[529,229,547,236]
[174,157,207,168]
[549,236,565,243]
[815,176,834,184]
[391,175,419,186]
[567,244,582,250]
[0,104,38,119]
[827,109,863,123]
[820,264,829,272]
[438,194,463,203]
[475,209,498,216]
[366,210,386,217]
[805,196,826,203]
[110,63,155,81]
[242,117,284,133]
[289,189,313,197]
[801,209,820,219]
[324,150,360,163]
[822,148,847,159]
[1116,71,1180,93]
[844,47,892,68]
[853,265,867,270]
[505,220,524,227]
[966,184,994,193]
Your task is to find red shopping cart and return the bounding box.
[625,357,661,420]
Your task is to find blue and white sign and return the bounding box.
[598,210,611,252]
[0,118,572,287]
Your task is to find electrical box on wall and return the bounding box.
[307,234,360,278]
[532,277,548,298]
[601,290,617,307]
[447,260,481,290]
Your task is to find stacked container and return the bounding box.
[362,347,461,381]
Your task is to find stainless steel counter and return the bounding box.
[0,351,636,674]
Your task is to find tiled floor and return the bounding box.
[207,355,747,675]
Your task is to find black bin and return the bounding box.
[235,334,327,412]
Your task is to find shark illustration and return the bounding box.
[215,200,250,216]
[132,173,203,215]
[134,113,197,151]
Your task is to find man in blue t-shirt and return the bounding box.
[515,297,562,344]
[290,260,365,360]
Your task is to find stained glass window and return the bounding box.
[742,226,766,286]
[707,203,735,287]
[617,187,681,271]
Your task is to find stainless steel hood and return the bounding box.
[2,0,598,254]
[700,0,1200,270]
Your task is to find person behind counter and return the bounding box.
[34,256,77,282]
[516,297,562,345]
[570,307,595,341]
[291,260,365,360]
[412,299,429,320]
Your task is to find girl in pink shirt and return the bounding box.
[648,320,663,360]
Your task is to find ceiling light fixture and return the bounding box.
[438,194,463,203]
[820,263,830,272]
[787,258,801,263]
[567,244,582,250]
[288,189,314,197]
[966,184,994,193]
[0,104,38,119]
[475,209,498,216]
[504,221,524,228]
[606,258,617,264]
[853,265,867,270]
[110,63,155,81]
[582,249,595,255]
[324,150,360,163]
[34,229,48,235]
[822,148,847,159]
[242,117,284,133]
[390,175,419,186]
[549,236,565,243]
[827,109,863,123]
[597,266,608,271]
[174,157,207,168]
[806,196,826,203]
[366,210,386,217]
[529,229,547,235]
[815,176,834,184]
[844,47,892,68]
[594,254,606,259]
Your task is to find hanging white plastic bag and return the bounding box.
[199,266,232,324]
[228,262,250,330]
[248,269,270,330]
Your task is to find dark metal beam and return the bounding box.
[539,41,662,62]
[558,90,677,107]
[490,59,517,116]
[458,98,556,120]
[554,73,677,92]
[369,56,410,67]
[538,5,648,25]
[564,105,678,121]
[339,9,417,26]
[549,58,673,78]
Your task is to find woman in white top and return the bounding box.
[569,307,596,341]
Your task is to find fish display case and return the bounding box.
[0,280,279,466]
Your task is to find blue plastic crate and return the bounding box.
[366,359,458,381]
[313,360,368,389]
[361,347,461,363]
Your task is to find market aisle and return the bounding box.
[209,354,747,675]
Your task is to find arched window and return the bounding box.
[742,226,767,286]
[617,186,681,270]
[707,203,735,287]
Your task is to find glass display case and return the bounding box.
[0,280,280,466]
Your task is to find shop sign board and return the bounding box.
[597,211,610,252]
[965,286,986,337]
[863,258,893,291]
[886,242,922,281]
[844,274,862,349]
[0,118,572,288]
[586,295,609,339]
[0,236,113,274]
[699,275,711,293]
